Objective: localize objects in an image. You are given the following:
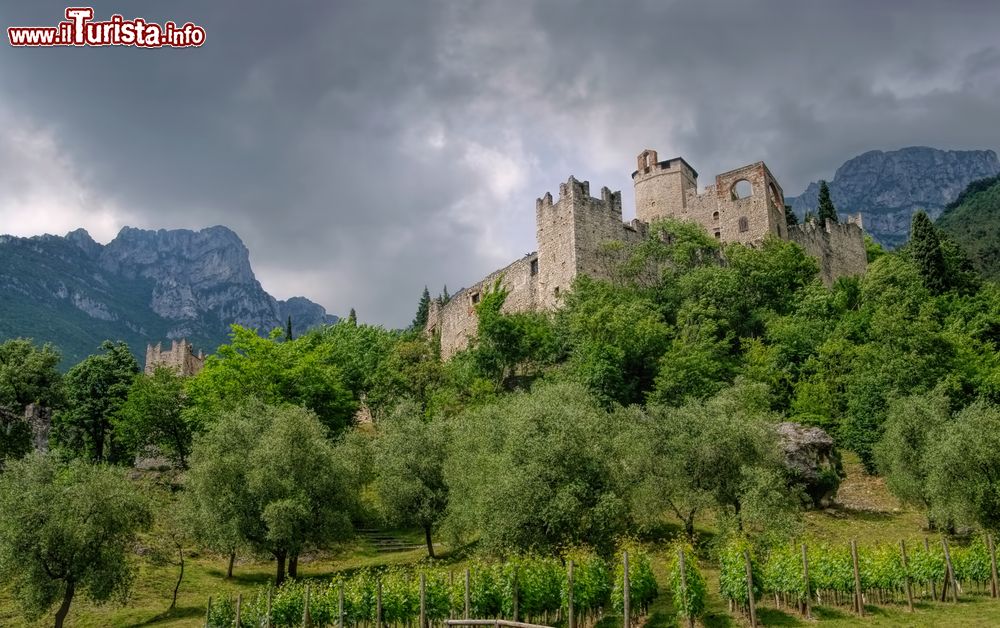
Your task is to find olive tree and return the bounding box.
[0,454,151,628]
[443,382,628,556]
[370,400,448,557]
[926,400,1000,532]
[615,381,796,539]
[186,400,357,584]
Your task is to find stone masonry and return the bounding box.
[428,149,867,358]
[144,339,205,376]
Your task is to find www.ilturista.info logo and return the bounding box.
[8,7,206,48]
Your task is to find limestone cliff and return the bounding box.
[0,226,337,366]
[787,147,1000,248]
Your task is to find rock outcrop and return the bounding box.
[776,422,844,508]
[786,147,1000,248]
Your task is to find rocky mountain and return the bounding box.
[787,147,1000,248]
[937,175,1000,280]
[0,226,337,367]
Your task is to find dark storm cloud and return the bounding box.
[2,0,998,325]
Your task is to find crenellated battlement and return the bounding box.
[145,338,205,376]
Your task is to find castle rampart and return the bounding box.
[144,339,205,376]
[428,149,867,358]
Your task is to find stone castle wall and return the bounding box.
[429,149,868,358]
[433,176,645,358]
[432,253,539,358]
[144,339,205,376]
[788,215,868,286]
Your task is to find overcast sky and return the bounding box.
[3,1,999,326]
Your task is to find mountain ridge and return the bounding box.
[786,146,1000,248]
[0,225,337,367]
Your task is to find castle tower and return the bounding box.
[632,149,699,224]
[144,338,205,376]
[707,161,788,244]
[535,176,624,310]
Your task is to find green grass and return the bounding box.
[5,454,1000,627]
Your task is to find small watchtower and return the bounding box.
[632,149,700,224]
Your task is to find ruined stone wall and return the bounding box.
[433,176,647,359]
[681,162,785,245]
[434,253,539,359]
[788,219,868,285]
[145,339,205,376]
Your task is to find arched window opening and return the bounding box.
[732,179,753,200]
[738,216,750,232]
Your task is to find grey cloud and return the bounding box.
[2,0,999,325]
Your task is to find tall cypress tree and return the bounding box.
[411,286,431,331]
[909,210,948,294]
[816,180,839,226]
[285,315,293,341]
[784,204,799,226]
[347,308,357,326]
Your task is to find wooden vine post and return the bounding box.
[235,593,243,627]
[266,584,273,628]
[205,596,212,628]
[899,540,914,612]
[942,538,959,603]
[420,572,427,628]
[801,543,811,619]
[377,578,384,627]
[622,551,631,628]
[989,534,999,598]
[678,548,694,628]
[512,567,519,622]
[925,537,937,600]
[304,584,313,628]
[464,568,471,619]
[567,560,575,628]
[338,583,345,628]
[850,539,863,616]
[743,550,757,628]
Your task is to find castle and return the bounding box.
[427,149,868,359]
[144,339,205,376]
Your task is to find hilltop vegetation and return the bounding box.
[1,211,999,626]
[938,174,1000,280]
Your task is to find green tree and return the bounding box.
[444,382,627,555]
[186,326,357,434]
[784,204,799,226]
[559,276,669,405]
[471,279,556,391]
[816,180,839,226]
[926,400,1000,531]
[0,454,151,628]
[113,367,197,467]
[0,338,63,410]
[186,401,357,584]
[371,401,448,557]
[0,339,63,463]
[52,341,139,463]
[617,381,795,539]
[347,308,358,325]
[874,386,951,526]
[909,210,948,294]
[411,286,432,331]
[285,315,294,342]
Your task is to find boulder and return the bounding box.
[776,422,844,508]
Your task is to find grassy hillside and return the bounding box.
[937,175,1000,280]
[5,456,1000,627]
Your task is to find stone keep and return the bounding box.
[144,339,206,376]
[427,149,867,358]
